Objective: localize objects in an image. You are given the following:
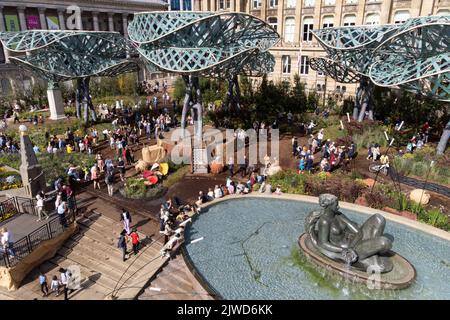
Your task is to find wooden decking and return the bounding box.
[139,253,214,300]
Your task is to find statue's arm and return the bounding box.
[338,214,359,233]
[317,220,344,253]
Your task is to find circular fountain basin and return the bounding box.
[298,233,416,290]
[184,195,450,299]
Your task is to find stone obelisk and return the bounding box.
[19,125,46,197]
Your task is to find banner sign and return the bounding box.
[47,16,59,30]
[5,15,20,31]
[26,15,40,29]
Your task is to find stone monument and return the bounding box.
[47,81,66,120]
[19,125,46,197]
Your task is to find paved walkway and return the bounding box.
[389,169,450,198]
[0,213,57,241]
[139,253,213,300]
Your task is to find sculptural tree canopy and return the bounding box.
[310,15,450,153]
[0,30,139,124]
[127,11,280,139]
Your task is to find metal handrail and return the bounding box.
[0,195,77,268]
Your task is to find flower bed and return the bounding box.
[0,168,22,191]
[267,170,450,231]
[119,177,167,200]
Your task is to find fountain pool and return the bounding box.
[183,197,450,299]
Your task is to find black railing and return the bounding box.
[0,211,76,268]
[0,198,19,222]
[15,196,37,216]
[0,195,78,268]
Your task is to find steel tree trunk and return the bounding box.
[75,79,82,118]
[181,75,192,135]
[437,122,450,155]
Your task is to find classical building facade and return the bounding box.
[193,0,450,99]
[0,0,168,97]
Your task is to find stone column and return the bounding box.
[38,7,47,29]
[122,13,128,38]
[108,13,114,31]
[19,125,46,198]
[47,81,66,120]
[57,9,65,30]
[0,6,5,32]
[92,12,99,31]
[18,6,27,31]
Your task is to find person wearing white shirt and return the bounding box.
[317,129,324,145]
[214,185,223,198]
[59,268,73,300]
[1,228,15,257]
[35,194,49,221]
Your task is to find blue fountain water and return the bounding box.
[184,198,450,299]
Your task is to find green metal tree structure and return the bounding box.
[0,30,139,124]
[310,15,450,124]
[128,11,280,141]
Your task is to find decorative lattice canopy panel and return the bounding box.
[127,11,280,77]
[310,15,450,102]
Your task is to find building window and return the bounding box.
[394,10,410,24]
[303,17,314,41]
[170,0,192,10]
[287,0,296,8]
[218,0,224,9]
[322,15,334,28]
[300,55,309,75]
[268,17,278,32]
[343,14,356,26]
[304,0,315,7]
[345,0,357,4]
[0,79,11,95]
[269,0,278,8]
[366,13,380,25]
[323,0,335,5]
[253,0,261,8]
[282,55,291,74]
[284,17,296,43]
[317,70,324,77]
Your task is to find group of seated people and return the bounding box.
[159,197,199,258]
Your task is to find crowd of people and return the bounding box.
[38,267,75,300]
[0,132,19,153]
[292,128,357,174]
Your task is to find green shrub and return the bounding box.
[120,178,167,199]
[268,171,307,194]
[419,208,450,231]
[364,189,391,209]
[0,154,21,170]
[391,192,410,211]
[352,126,388,149]
[412,162,427,177]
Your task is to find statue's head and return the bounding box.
[319,194,339,212]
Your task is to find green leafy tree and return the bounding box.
[172,77,186,104]
[290,74,307,115]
